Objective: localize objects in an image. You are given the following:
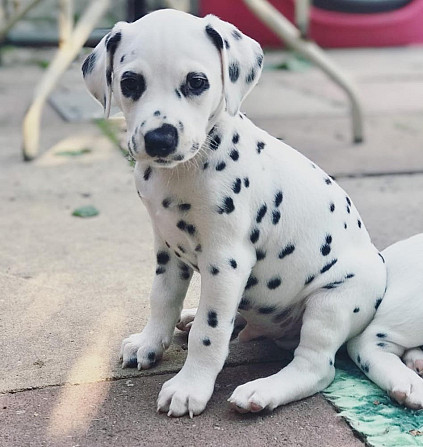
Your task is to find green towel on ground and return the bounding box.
[323,357,423,446]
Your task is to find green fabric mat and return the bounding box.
[323,357,423,446]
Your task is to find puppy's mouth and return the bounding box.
[150,142,200,167]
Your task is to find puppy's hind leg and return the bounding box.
[229,287,363,413]
[347,330,423,410]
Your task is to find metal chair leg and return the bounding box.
[243,0,364,143]
[22,0,110,160]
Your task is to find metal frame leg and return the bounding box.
[243,0,364,143]
[22,0,110,160]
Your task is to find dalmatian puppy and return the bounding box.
[82,9,422,417]
[347,234,423,410]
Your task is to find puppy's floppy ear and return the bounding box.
[204,15,264,116]
[82,21,128,118]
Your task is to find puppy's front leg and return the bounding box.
[157,249,252,417]
[120,230,193,369]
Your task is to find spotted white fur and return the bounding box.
[83,9,423,417]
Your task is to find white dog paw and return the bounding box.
[389,374,423,410]
[120,332,168,370]
[228,378,276,413]
[175,308,197,333]
[402,347,423,377]
[157,372,213,417]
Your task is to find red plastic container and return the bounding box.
[199,0,423,47]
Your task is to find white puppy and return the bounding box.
[82,9,422,417]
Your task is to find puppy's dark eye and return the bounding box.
[121,71,146,101]
[183,72,210,96]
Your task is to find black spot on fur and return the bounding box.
[305,275,315,285]
[346,196,352,206]
[256,249,266,261]
[203,161,209,170]
[162,198,171,208]
[195,244,202,253]
[375,298,383,310]
[274,191,283,207]
[210,265,220,275]
[147,351,156,363]
[206,25,224,49]
[232,29,242,40]
[344,222,348,229]
[216,161,226,171]
[218,197,235,214]
[120,54,125,63]
[156,266,165,275]
[239,298,252,311]
[258,306,276,314]
[232,133,239,144]
[244,177,250,188]
[279,244,295,259]
[230,149,239,161]
[210,134,222,151]
[267,277,282,289]
[106,68,112,86]
[256,204,267,223]
[320,259,338,274]
[106,31,121,55]
[347,206,351,214]
[357,355,361,364]
[346,273,355,279]
[245,275,258,289]
[176,220,187,231]
[256,141,265,154]
[143,166,152,181]
[323,280,344,289]
[246,67,256,83]
[232,178,242,194]
[257,54,264,68]
[377,342,386,347]
[203,337,211,346]
[272,210,281,224]
[157,251,170,265]
[229,259,237,269]
[224,39,230,49]
[82,52,96,77]
[325,177,332,185]
[177,245,185,253]
[250,228,260,244]
[178,203,191,212]
[207,310,218,328]
[175,89,182,99]
[353,307,360,313]
[229,62,240,82]
[330,203,335,212]
[377,333,387,338]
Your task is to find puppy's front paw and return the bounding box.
[228,378,275,413]
[157,371,214,417]
[120,332,168,370]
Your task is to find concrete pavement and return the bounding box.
[1,45,423,446]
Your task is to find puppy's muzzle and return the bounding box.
[144,124,178,158]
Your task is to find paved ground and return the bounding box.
[1,43,423,446]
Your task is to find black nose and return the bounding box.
[144,124,178,158]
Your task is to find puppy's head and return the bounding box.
[82,9,263,168]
